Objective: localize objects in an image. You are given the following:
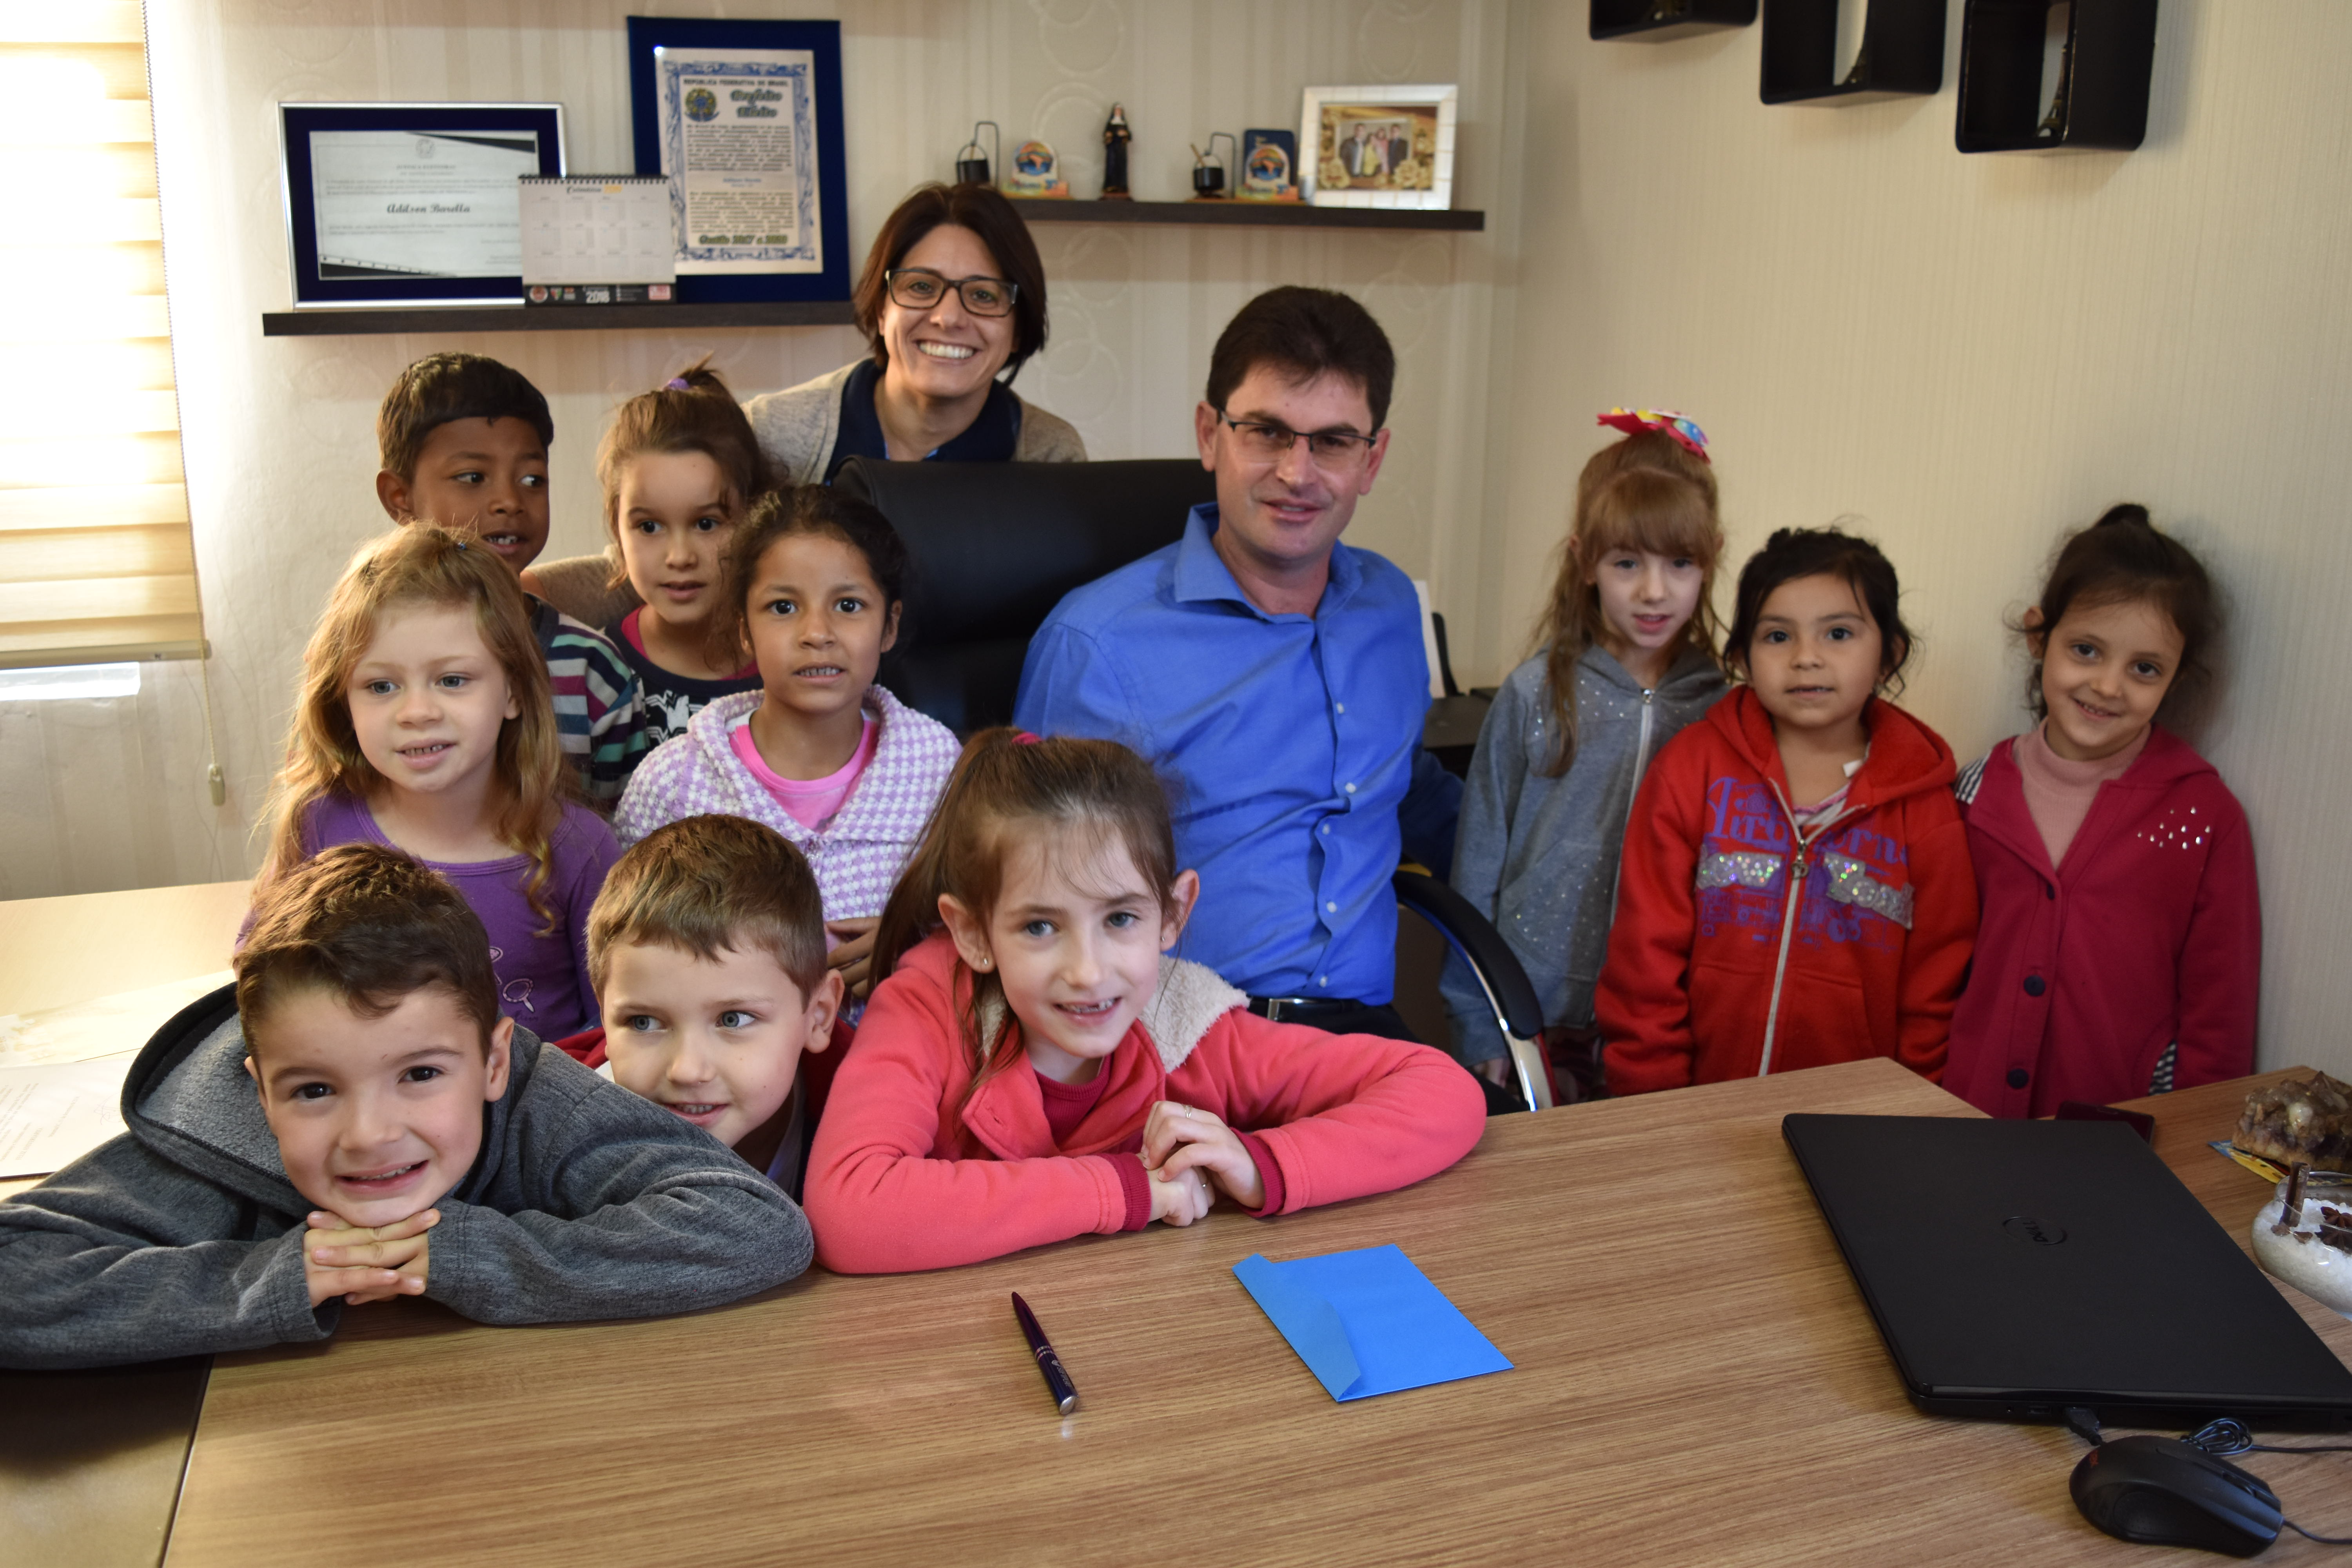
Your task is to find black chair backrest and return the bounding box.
[833,456,1217,734]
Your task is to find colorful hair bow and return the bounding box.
[1013,730,1043,745]
[1597,407,1709,461]
[664,377,692,392]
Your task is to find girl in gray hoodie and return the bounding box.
[1442,416,1729,1101]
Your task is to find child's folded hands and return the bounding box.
[303,1208,437,1308]
[1142,1100,1267,1212]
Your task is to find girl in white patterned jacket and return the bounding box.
[617,488,959,1000]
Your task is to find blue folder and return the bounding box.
[1232,1244,1513,1403]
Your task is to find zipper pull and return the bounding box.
[1791,849,1808,880]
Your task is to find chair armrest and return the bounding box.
[1391,868,1544,1042]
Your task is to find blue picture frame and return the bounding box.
[278,102,565,308]
[626,17,851,305]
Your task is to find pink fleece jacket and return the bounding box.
[804,933,1488,1274]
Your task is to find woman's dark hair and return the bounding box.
[1726,526,1916,695]
[851,181,1049,381]
[2021,503,2218,720]
[707,487,913,668]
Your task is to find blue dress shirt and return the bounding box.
[1014,504,1443,1004]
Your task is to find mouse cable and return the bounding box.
[2063,1406,2103,1447]
[2184,1417,2352,1458]
[2281,1519,2352,1546]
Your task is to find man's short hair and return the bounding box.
[237,844,501,1053]
[587,816,828,1002]
[1205,286,1396,430]
[377,352,554,483]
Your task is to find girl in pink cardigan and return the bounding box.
[803,730,1487,1274]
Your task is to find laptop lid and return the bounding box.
[1783,1113,2352,1429]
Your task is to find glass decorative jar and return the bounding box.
[2251,1167,2352,1320]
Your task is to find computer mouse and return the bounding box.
[2070,1435,2283,1557]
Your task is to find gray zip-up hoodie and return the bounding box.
[0,987,814,1370]
[1441,644,1728,1062]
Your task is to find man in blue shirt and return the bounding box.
[1014,287,1461,1044]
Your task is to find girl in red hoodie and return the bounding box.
[1944,506,2256,1116]
[1598,528,1978,1094]
[803,730,1486,1274]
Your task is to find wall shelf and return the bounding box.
[1762,0,1946,104]
[1592,0,1758,43]
[1011,200,1485,232]
[1956,0,2157,152]
[258,300,858,338]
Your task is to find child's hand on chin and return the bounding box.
[1142,1101,1266,1211]
[303,1208,438,1308]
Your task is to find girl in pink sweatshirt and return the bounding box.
[803,729,1488,1274]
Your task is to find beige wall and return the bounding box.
[1484,0,2352,1077]
[0,0,1512,894]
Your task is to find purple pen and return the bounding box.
[1011,1292,1078,1415]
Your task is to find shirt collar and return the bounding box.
[1171,504,1364,619]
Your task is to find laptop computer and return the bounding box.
[1782,1113,2352,1430]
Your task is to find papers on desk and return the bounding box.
[0,970,232,1179]
[1234,1244,1512,1403]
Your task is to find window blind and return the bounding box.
[0,0,204,669]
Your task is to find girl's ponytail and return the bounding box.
[595,357,775,590]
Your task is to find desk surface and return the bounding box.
[162,1057,2352,1567]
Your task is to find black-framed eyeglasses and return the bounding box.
[1214,411,1381,469]
[885,267,1018,318]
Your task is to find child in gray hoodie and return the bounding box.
[0,844,813,1371]
[1442,416,1729,1101]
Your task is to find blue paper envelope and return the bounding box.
[1232,1244,1513,1402]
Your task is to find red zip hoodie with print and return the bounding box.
[1597,687,1979,1095]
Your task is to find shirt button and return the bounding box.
[1321,824,1330,835]
[1344,782,1356,794]
[1335,702,1346,714]
[2046,883,2056,900]
[2006,1068,2030,1090]
[2024,975,2046,997]
[1320,975,1329,986]
[1326,901,1338,913]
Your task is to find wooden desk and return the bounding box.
[0,880,249,1568]
[162,1058,2352,1566]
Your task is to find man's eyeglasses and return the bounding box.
[885,267,1018,318]
[1214,412,1381,470]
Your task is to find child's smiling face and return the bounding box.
[245,985,511,1228]
[381,416,551,572]
[940,826,1198,1087]
[601,939,840,1154]
[2035,596,2183,762]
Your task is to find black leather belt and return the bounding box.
[1245,995,1361,1022]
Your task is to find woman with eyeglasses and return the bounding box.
[744,181,1085,485]
[524,183,1083,632]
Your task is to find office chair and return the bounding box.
[833,457,1552,1111]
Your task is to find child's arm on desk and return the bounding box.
[0,1137,343,1370]
[803,973,1170,1274]
[415,1063,812,1325]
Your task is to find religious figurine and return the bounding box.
[1101,103,1132,200]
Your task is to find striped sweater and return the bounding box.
[529,598,650,809]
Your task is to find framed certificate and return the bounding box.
[278,103,565,308]
[626,17,850,305]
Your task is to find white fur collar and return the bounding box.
[974,956,1245,1073]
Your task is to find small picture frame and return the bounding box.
[1299,85,1457,210]
[278,102,565,309]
